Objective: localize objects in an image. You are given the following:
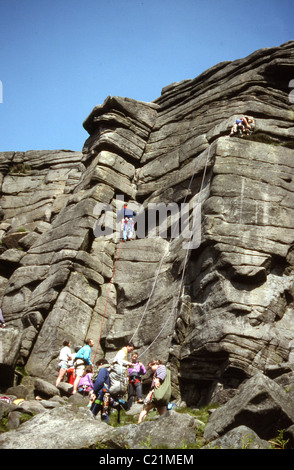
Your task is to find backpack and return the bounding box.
[109,363,128,398]
[152,368,171,407]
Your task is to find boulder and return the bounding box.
[34,378,60,399]
[0,405,111,449]
[203,373,294,442]
[5,384,30,399]
[202,425,271,449]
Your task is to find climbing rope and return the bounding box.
[133,144,213,358]
[138,146,211,358]
[92,239,124,363]
[92,143,212,362]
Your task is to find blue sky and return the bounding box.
[0,0,293,152]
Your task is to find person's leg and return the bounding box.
[72,364,84,394]
[123,221,128,241]
[55,366,66,386]
[127,382,135,410]
[72,374,81,393]
[138,402,153,424]
[128,220,133,240]
[157,405,168,417]
[135,381,143,402]
[91,402,102,417]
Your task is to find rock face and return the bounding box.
[0,404,198,450]
[1,41,294,407]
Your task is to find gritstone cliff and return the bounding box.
[1,41,294,406]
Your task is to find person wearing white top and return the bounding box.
[113,342,134,367]
[56,340,72,386]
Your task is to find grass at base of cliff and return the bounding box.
[0,412,33,433]
[100,403,220,449]
[175,404,220,449]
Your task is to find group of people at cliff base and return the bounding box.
[56,339,171,424]
[230,116,254,137]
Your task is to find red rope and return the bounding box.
[92,239,124,363]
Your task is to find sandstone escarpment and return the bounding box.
[1,41,294,406]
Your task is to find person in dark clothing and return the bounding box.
[91,358,111,421]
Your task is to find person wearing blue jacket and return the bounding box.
[72,339,94,394]
[91,358,111,421]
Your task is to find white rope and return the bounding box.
[130,146,210,344]
[137,144,212,358]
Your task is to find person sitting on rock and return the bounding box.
[72,339,94,394]
[56,340,72,387]
[77,365,94,395]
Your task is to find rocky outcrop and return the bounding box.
[0,395,199,450]
[1,41,294,415]
[1,367,294,449]
[204,372,294,442]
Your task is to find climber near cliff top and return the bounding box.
[230,116,254,137]
[117,204,137,241]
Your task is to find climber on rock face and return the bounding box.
[241,116,254,133]
[118,204,136,241]
[230,119,245,137]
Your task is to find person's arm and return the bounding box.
[114,348,130,366]
[139,363,147,375]
[155,365,167,382]
[93,369,107,394]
